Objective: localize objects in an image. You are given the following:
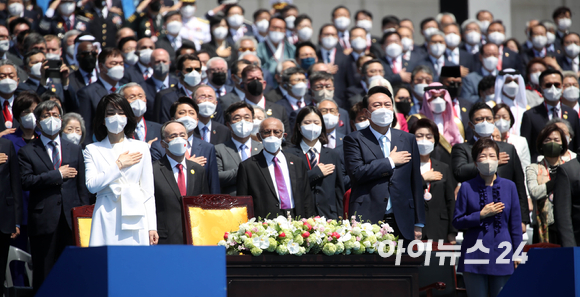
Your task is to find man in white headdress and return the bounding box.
[494,69,528,136]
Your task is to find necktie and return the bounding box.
[49,141,60,169]
[391,58,399,74]
[3,101,12,123]
[202,126,210,143]
[273,156,291,209]
[379,135,390,158]
[552,106,560,119]
[239,144,248,161]
[326,51,331,64]
[86,73,92,85]
[143,69,149,80]
[497,54,503,70]
[65,18,71,31]
[297,101,303,109]
[327,134,335,149]
[176,164,186,196]
[110,87,116,93]
[136,124,144,140]
[308,148,317,169]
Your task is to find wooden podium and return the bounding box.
[227,254,424,297]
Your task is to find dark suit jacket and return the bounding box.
[264,87,284,103]
[153,85,225,125]
[409,54,458,82]
[554,157,580,247]
[316,47,349,108]
[189,136,220,194]
[193,120,231,145]
[215,138,263,195]
[18,137,89,236]
[422,158,457,241]
[0,138,22,234]
[237,151,315,219]
[345,83,366,109]
[77,80,109,144]
[141,76,179,122]
[557,55,577,72]
[285,145,345,219]
[288,100,351,138]
[67,70,92,112]
[450,138,529,224]
[264,101,290,136]
[474,47,525,75]
[120,63,146,85]
[455,48,477,72]
[344,127,425,239]
[521,103,580,162]
[381,56,412,85]
[0,103,19,132]
[82,4,119,48]
[219,88,244,111]
[153,155,209,244]
[155,35,197,66]
[132,119,164,162]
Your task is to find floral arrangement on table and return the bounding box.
[218,215,399,256]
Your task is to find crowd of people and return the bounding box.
[0,0,578,295]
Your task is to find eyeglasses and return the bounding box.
[396,96,411,102]
[260,129,284,137]
[319,108,338,114]
[544,82,561,88]
[239,47,256,52]
[311,84,334,91]
[196,95,215,101]
[232,115,253,122]
[184,67,202,73]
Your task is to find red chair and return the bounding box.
[523,242,560,252]
[343,189,351,219]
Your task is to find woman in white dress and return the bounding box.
[84,93,159,246]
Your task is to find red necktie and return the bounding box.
[111,87,116,92]
[176,164,186,196]
[297,101,303,109]
[391,58,399,74]
[3,101,12,123]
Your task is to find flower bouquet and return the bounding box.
[219,215,399,256]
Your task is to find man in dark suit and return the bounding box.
[191,85,230,144]
[343,27,370,90]
[67,37,99,112]
[483,21,525,74]
[521,69,580,162]
[451,102,530,231]
[16,50,68,104]
[0,137,22,289]
[275,67,309,117]
[318,98,346,150]
[18,100,89,291]
[344,86,425,241]
[317,24,349,103]
[155,11,198,65]
[380,32,413,86]
[556,33,580,72]
[154,120,209,244]
[120,37,155,85]
[439,66,474,141]
[521,24,554,67]
[0,60,21,132]
[263,59,299,102]
[459,43,500,103]
[237,117,315,219]
[206,57,233,100]
[346,59,384,108]
[409,31,458,82]
[77,48,124,144]
[141,48,178,122]
[216,102,263,195]
[554,155,580,247]
[219,59,252,110]
[442,23,476,75]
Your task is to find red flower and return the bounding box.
[302,231,310,238]
[279,232,286,238]
[224,232,229,240]
[332,232,341,240]
[304,223,313,231]
[245,231,252,238]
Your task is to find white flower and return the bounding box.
[351,226,362,236]
[342,220,351,227]
[338,232,352,242]
[361,223,374,236]
[287,240,300,254]
[252,235,270,249]
[274,216,291,229]
[265,226,278,237]
[353,241,361,250]
[313,231,323,244]
[218,240,227,246]
[363,241,371,248]
[381,223,395,233]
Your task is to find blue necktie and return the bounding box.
[49,141,60,169]
[240,144,248,161]
[202,126,210,143]
[379,135,392,213]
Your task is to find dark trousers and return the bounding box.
[383,214,412,248]
[0,233,11,291]
[30,211,73,292]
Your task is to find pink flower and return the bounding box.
[302,231,310,238]
[356,236,361,241]
[224,232,229,240]
[245,231,252,238]
[252,227,258,233]
[279,232,286,238]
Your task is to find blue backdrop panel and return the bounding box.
[37,245,226,297]
[499,247,578,297]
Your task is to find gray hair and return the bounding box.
[193,84,216,99]
[461,19,481,32]
[541,20,556,32]
[63,30,81,43]
[436,12,456,24]
[0,59,18,75]
[276,58,298,75]
[253,105,267,118]
[61,112,86,144]
[316,98,339,109]
[235,36,258,50]
[428,30,445,41]
[34,100,63,122]
[23,33,46,53]
[547,117,575,139]
[238,52,261,67]
[118,82,144,99]
[280,66,306,86]
[206,57,228,70]
[411,65,434,82]
[562,71,579,81]
[160,120,187,140]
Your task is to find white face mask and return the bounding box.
[20,113,36,129]
[8,3,23,16]
[473,121,495,137]
[181,5,196,18]
[130,99,147,117]
[502,81,519,98]
[201,65,207,79]
[290,82,307,97]
[46,53,60,60]
[351,37,367,51]
[565,44,580,58]
[558,18,572,31]
[251,119,262,135]
[543,85,562,101]
[58,2,75,16]
[0,78,18,94]
[256,19,270,33]
[30,62,42,78]
[529,71,541,86]
[487,32,506,45]
[356,20,372,32]
[297,27,313,41]
[413,83,428,97]
[495,118,510,133]
[546,32,556,45]
[105,114,127,134]
[370,108,393,127]
[401,37,413,52]
[323,113,339,129]
[227,14,244,28]
[184,70,201,87]
[423,27,438,39]
[165,137,188,156]
[62,132,81,145]
[367,75,382,85]
[429,43,446,57]
[176,116,198,132]
[479,20,490,33]
[482,56,499,71]
[300,123,322,141]
[334,17,351,30]
[417,139,434,156]
[444,33,461,48]
[40,116,62,136]
[0,40,10,52]
[465,31,481,45]
[262,136,282,154]
[268,31,285,44]
[484,93,495,103]
[138,48,152,65]
[532,35,547,49]
[430,97,446,114]
[385,43,402,58]
[197,101,216,117]
[213,27,228,40]
[106,65,124,81]
[231,120,253,138]
[123,51,139,66]
[354,120,370,130]
[563,86,580,102]
[321,36,338,49]
[477,160,498,176]
[166,21,183,35]
[284,15,296,29]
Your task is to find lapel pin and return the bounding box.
[461,107,466,112]
[564,114,568,119]
[290,162,294,165]
[190,169,195,175]
[213,130,216,134]
[505,52,509,57]
[57,22,63,28]
[266,109,272,116]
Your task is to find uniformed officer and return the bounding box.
[38,0,90,38]
[79,0,121,48]
[180,0,210,50]
[126,0,164,41]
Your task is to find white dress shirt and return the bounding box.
[152,75,170,92]
[234,87,246,101]
[567,56,580,74]
[135,118,146,141]
[167,154,188,188]
[166,34,182,51]
[429,55,445,76]
[232,137,252,160]
[0,96,14,118]
[209,83,226,97]
[245,96,266,109]
[300,139,321,165]
[262,150,294,208]
[285,95,305,110]
[230,26,246,42]
[446,47,460,65]
[79,68,98,86]
[464,43,479,55]
[325,130,336,149]
[198,120,212,142]
[40,134,62,165]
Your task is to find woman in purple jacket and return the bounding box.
[453,138,523,297]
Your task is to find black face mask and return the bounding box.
[77,55,96,72]
[94,0,104,8]
[211,71,227,86]
[395,101,412,116]
[149,1,161,13]
[447,81,461,98]
[246,79,263,96]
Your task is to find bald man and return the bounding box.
[237,118,315,219]
[121,37,156,85]
[143,48,179,122]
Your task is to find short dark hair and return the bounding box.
[537,123,568,156]
[176,53,200,71]
[393,84,412,100]
[308,71,334,85]
[552,6,571,20]
[477,75,496,96]
[476,10,493,20]
[382,15,400,28]
[253,9,270,21]
[163,10,181,23]
[170,96,199,119]
[471,138,500,162]
[280,4,297,16]
[176,42,197,58]
[469,101,494,123]
[525,58,547,82]
[488,20,505,31]
[380,31,401,45]
[97,47,122,66]
[23,32,45,54]
[355,10,373,20]
[209,15,227,30]
[33,100,63,123]
[232,59,252,77]
[562,33,580,46]
[224,4,245,16]
[492,103,515,129]
[291,106,328,146]
[409,118,440,146]
[539,69,563,86]
[294,41,317,60]
[420,17,437,30]
[13,91,41,120]
[331,5,349,18]
[294,14,312,29]
[8,17,31,34]
[93,93,137,141]
[241,64,263,79]
[318,23,337,38]
[361,59,383,77]
[40,90,61,103]
[503,38,522,53]
[348,101,365,124]
[225,101,254,124]
[361,86,393,109]
[24,49,44,68]
[281,66,306,86]
[118,36,137,51]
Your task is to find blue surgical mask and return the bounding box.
[300,57,316,70]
